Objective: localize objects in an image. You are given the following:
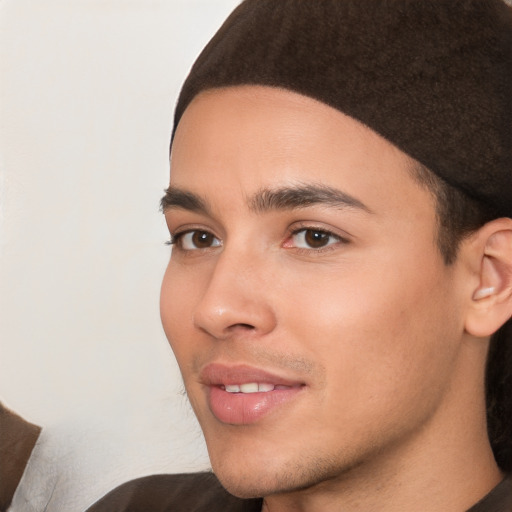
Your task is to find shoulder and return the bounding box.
[467,474,512,512]
[85,472,262,512]
[0,402,41,511]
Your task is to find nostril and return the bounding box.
[233,323,255,330]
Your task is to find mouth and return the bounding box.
[200,363,305,425]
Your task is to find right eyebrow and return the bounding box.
[248,182,372,214]
[160,187,209,215]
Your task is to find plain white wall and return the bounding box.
[0,0,240,509]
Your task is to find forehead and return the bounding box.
[171,86,385,173]
[169,86,433,223]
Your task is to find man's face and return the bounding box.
[161,86,467,498]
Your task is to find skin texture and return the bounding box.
[161,86,503,512]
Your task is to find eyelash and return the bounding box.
[166,225,349,253]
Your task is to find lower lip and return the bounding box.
[208,386,303,425]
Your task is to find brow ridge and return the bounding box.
[160,183,371,216]
[249,183,371,213]
[160,187,209,214]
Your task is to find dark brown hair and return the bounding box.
[413,163,512,472]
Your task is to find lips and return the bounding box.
[200,363,305,425]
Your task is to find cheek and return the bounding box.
[160,262,200,365]
[278,250,459,408]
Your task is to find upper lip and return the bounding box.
[200,363,304,387]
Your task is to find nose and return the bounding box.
[193,248,277,340]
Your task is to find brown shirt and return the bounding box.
[0,403,41,512]
[87,472,512,512]
[468,476,512,512]
[86,473,262,512]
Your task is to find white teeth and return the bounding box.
[240,383,259,393]
[223,382,276,393]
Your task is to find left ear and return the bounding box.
[464,218,512,338]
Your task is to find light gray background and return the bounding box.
[0,1,239,509]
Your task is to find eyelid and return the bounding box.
[289,221,351,241]
[167,221,218,241]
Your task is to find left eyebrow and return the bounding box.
[249,183,373,214]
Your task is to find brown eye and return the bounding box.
[192,231,215,248]
[290,228,341,249]
[175,230,221,250]
[304,230,331,248]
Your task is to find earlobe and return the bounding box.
[465,219,512,338]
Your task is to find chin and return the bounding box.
[213,468,299,499]
[210,450,352,499]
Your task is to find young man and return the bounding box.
[88,0,512,510]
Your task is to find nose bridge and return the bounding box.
[193,243,276,339]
